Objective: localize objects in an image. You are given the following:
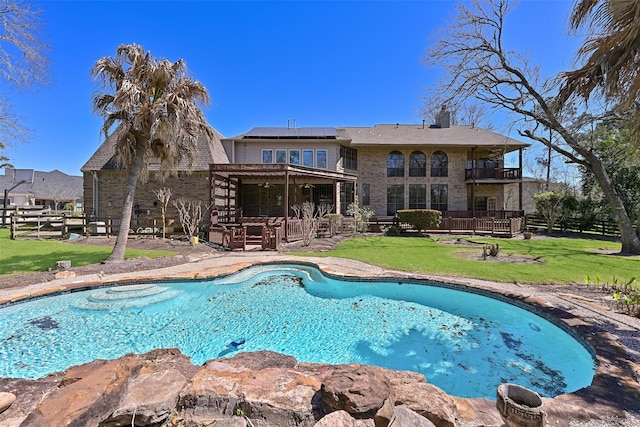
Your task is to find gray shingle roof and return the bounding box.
[338,124,529,151]
[1,168,83,200]
[240,127,338,139]
[81,126,229,172]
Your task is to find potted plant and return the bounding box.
[496,383,546,427]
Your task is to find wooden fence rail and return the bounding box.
[525,214,620,237]
[10,212,186,240]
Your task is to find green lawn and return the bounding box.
[0,229,176,276]
[294,235,639,285]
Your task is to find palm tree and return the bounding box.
[91,43,215,262]
[560,0,640,136]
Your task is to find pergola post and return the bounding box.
[284,170,290,241]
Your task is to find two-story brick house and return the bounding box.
[213,109,528,225]
[82,108,527,240]
[343,117,528,217]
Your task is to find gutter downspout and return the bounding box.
[92,171,99,217]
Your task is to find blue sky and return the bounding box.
[4,0,579,176]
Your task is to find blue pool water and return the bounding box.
[0,263,595,399]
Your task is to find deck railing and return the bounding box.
[465,167,522,180]
[368,214,524,236]
[439,217,524,235]
[442,210,524,219]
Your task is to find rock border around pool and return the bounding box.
[1,256,639,426]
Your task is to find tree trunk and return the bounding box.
[587,152,640,254]
[106,154,144,262]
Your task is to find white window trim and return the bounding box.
[302,149,314,167]
[316,149,328,169]
[289,149,301,165]
[275,149,287,164]
[262,149,274,164]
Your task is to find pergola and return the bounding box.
[209,163,357,242]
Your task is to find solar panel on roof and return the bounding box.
[243,127,337,138]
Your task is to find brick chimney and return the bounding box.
[435,105,451,128]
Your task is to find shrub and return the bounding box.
[534,191,577,233]
[397,209,441,233]
[346,199,375,233]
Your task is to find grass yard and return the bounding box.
[295,235,639,285]
[0,229,176,276]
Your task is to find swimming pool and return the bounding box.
[0,263,596,399]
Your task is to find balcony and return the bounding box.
[465,167,521,181]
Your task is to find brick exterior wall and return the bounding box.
[84,171,211,229]
[357,147,491,216]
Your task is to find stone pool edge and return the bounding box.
[1,252,639,426]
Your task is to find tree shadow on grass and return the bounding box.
[0,249,110,276]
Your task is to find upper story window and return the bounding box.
[387,151,404,177]
[262,149,273,163]
[316,150,327,169]
[409,151,426,177]
[477,158,499,169]
[303,150,314,167]
[431,151,448,177]
[289,149,300,165]
[340,146,358,170]
[275,149,287,164]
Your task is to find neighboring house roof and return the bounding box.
[339,124,529,152]
[81,126,229,172]
[0,168,83,201]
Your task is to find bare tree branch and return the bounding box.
[0,0,50,163]
[0,0,50,88]
[424,0,640,253]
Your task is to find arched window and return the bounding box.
[431,151,448,177]
[387,151,404,177]
[409,151,426,177]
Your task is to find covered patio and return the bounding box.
[208,163,357,249]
